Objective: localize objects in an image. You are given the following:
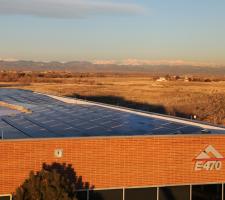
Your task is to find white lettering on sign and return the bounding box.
[193,145,224,171]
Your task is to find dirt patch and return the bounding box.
[0,101,31,114]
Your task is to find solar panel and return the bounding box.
[0,88,214,140]
[0,107,20,116]
[2,116,57,138]
[0,121,28,139]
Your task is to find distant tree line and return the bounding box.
[0,71,224,84]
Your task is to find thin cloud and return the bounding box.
[0,0,145,18]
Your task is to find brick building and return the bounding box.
[0,89,225,200]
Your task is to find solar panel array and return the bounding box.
[0,89,205,140]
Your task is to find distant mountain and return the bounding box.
[0,60,224,75]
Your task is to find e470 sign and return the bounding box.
[193,145,225,171]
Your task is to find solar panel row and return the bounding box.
[0,89,205,140]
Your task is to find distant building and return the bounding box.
[156,77,167,82]
[184,76,190,82]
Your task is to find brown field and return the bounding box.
[0,71,225,126]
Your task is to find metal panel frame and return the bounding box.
[0,194,12,200]
[72,182,225,200]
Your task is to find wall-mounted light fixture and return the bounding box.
[54,148,64,158]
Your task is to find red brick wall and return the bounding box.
[1,135,225,194]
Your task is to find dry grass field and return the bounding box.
[1,72,224,126]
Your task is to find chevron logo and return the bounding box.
[194,145,225,171]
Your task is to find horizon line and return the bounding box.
[1,58,225,68]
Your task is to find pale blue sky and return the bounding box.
[0,0,225,64]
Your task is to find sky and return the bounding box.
[0,0,225,65]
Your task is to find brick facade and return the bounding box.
[1,135,225,194]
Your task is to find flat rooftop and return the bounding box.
[0,88,224,140]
